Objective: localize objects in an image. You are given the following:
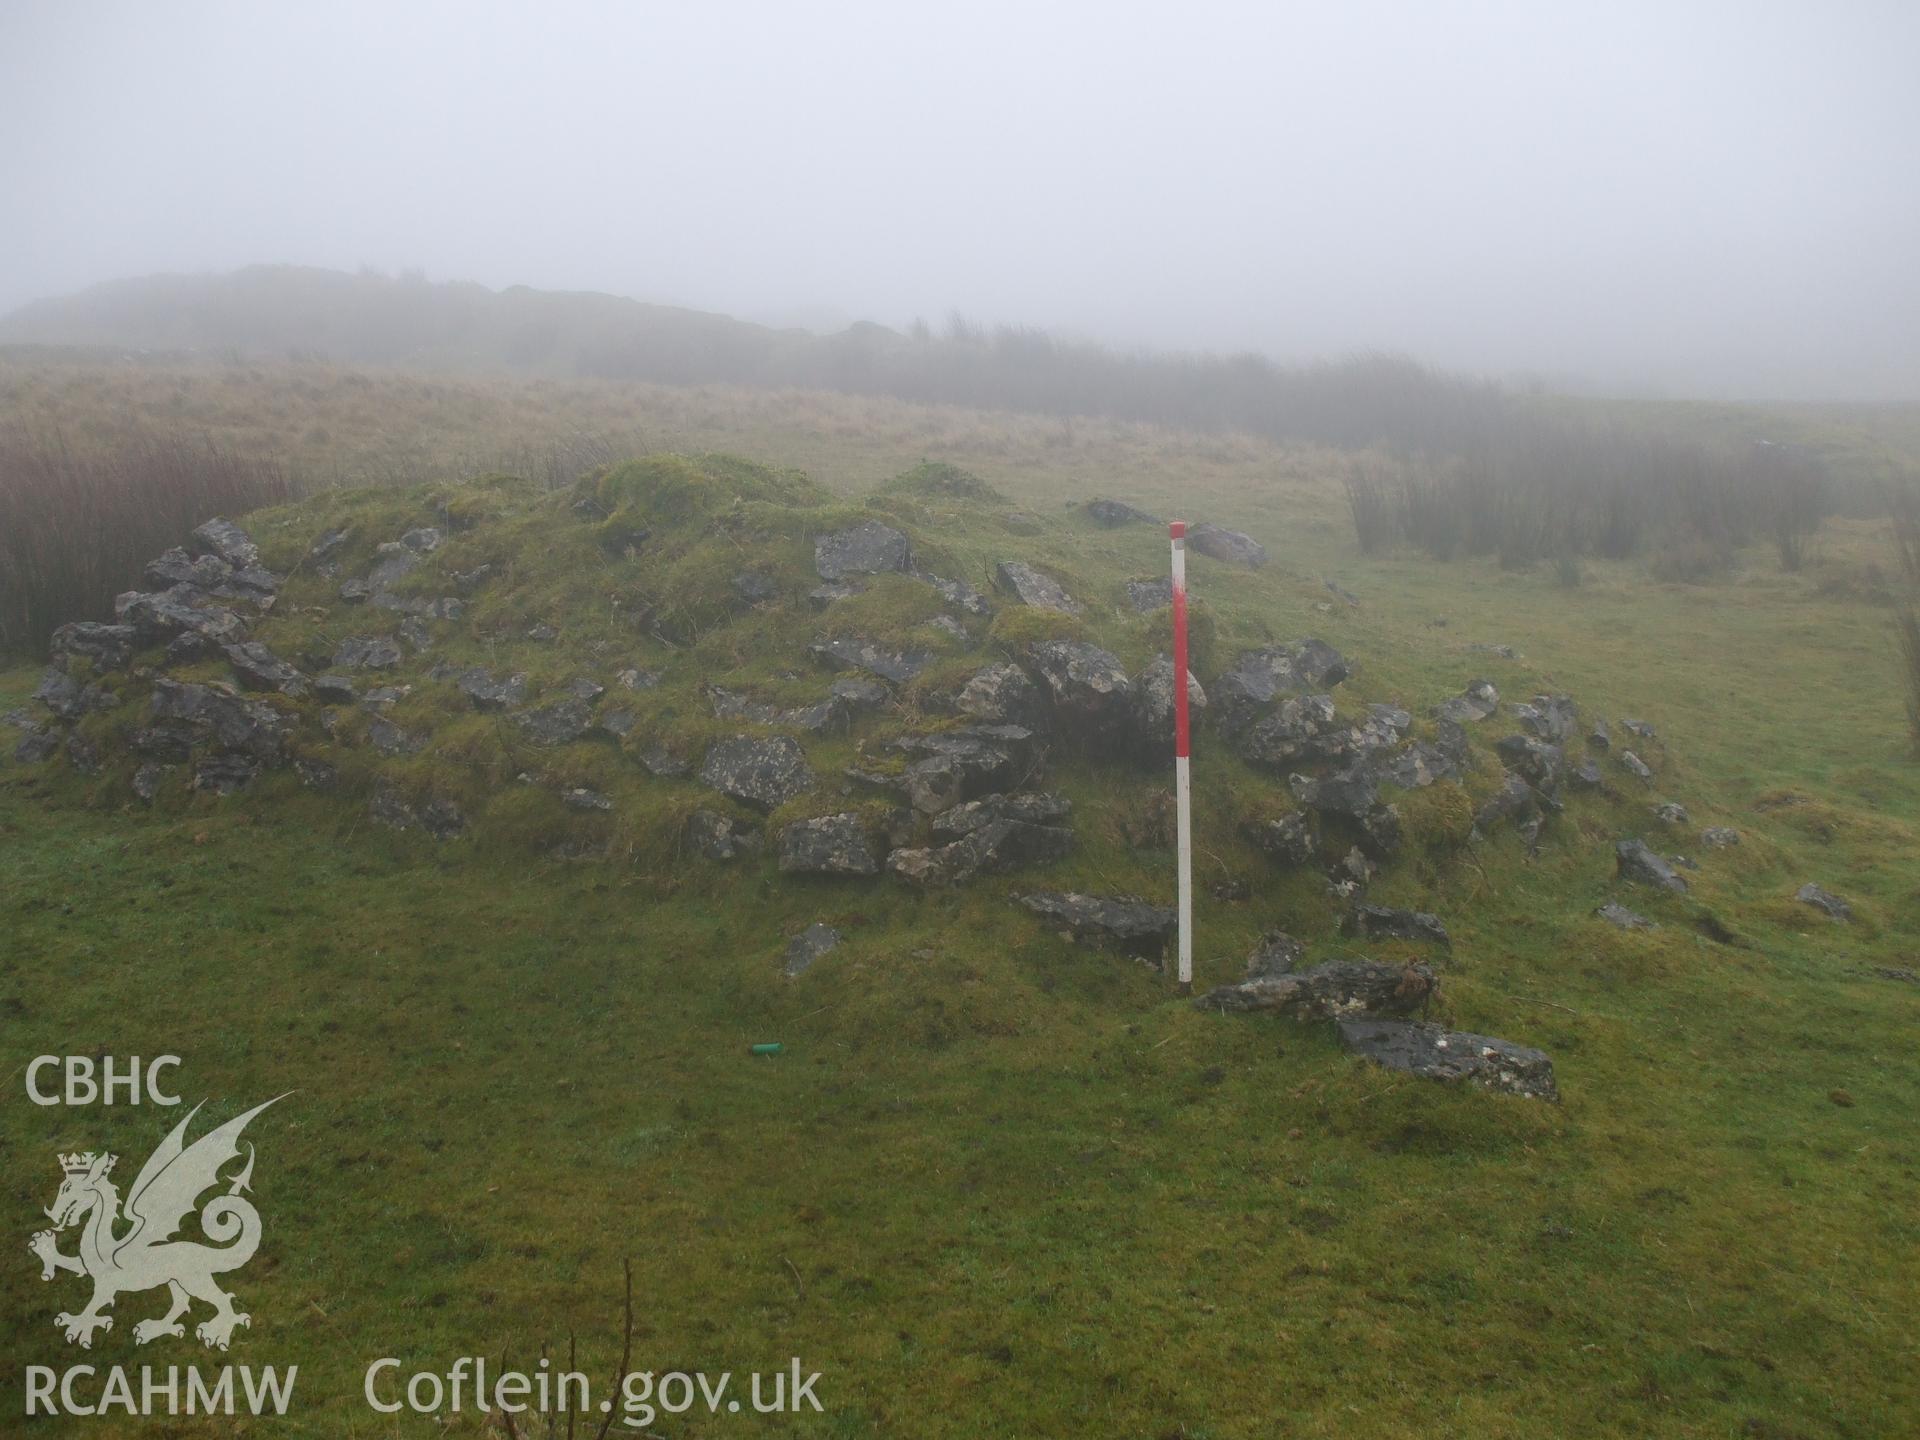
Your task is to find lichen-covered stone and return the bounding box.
[1026,640,1132,742]
[1213,641,1351,732]
[50,622,136,672]
[1015,891,1176,962]
[116,586,249,647]
[334,635,403,671]
[782,923,842,977]
[888,817,1074,887]
[1289,761,1378,819]
[815,521,910,581]
[1344,904,1450,947]
[513,698,593,746]
[1086,498,1159,528]
[1435,679,1500,725]
[886,726,1038,812]
[994,560,1081,614]
[955,662,1044,726]
[778,812,879,876]
[190,517,261,569]
[223,641,308,697]
[699,735,815,811]
[1336,1019,1558,1100]
[1596,901,1655,930]
[1495,733,1565,791]
[1245,811,1317,866]
[687,809,760,860]
[931,791,1072,840]
[1197,957,1435,1017]
[1796,883,1852,921]
[808,636,931,683]
[1187,523,1266,566]
[1616,837,1688,892]
[456,667,529,711]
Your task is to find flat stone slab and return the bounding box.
[815,521,910,581]
[1344,904,1451,947]
[699,734,815,811]
[1596,901,1656,930]
[1187,523,1266,567]
[513,698,593,746]
[931,791,1071,840]
[783,923,842,978]
[191,517,261,569]
[1797,883,1852,921]
[994,560,1081,614]
[1337,1018,1559,1100]
[1616,837,1688,892]
[1015,891,1175,962]
[778,812,880,876]
[808,636,931,683]
[1197,957,1435,1018]
[223,641,308,697]
[1086,498,1159,528]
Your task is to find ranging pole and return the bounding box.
[1170,521,1193,995]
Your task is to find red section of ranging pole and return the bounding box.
[1170,521,1190,758]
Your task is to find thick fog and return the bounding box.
[3,0,1916,401]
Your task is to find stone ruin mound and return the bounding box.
[6,459,1847,1098]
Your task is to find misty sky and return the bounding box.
[3,0,1917,400]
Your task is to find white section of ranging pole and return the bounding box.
[1170,521,1193,994]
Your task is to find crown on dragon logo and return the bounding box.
[58,1152,112,1176]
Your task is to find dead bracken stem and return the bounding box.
[592,1258,635,1440]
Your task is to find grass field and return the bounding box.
[2,367,1917,1437]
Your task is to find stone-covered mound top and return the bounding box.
[6,453,1801,1000]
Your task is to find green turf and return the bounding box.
[2,447,1916,1437]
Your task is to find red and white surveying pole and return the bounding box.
[1169,521,1193,995]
